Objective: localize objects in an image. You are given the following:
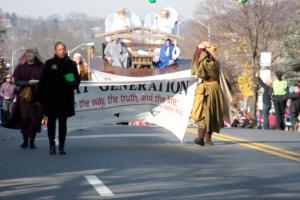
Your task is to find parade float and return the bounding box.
[90,7,191,79]
[70,7,198,141]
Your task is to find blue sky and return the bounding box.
[0,0,200,19]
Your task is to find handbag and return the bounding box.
[19,87,32,102]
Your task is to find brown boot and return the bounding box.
[205,132,213,145]
[194,128,205,146]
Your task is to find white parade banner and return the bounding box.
[91,69,193,82]
[68,70,198,141]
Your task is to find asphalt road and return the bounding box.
[0,125,300,200]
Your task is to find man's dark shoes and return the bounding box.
[29,141,36,149]
[49,145,56,155]
[59,148,67,155]
[20,142,28,149]
[194,138,205,146]
[20,139,29,149]
[29,143,36,149]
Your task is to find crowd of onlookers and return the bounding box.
[229,107,300,131]
[229,70,300,132]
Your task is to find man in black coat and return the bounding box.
[257,73,273,129]
[37,42,80,155]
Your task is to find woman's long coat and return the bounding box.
[7,62,43,137]
[36,55,80,117]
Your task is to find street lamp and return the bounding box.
[68,42,95,56]
[182,16,211,44]
[11,46,25,71]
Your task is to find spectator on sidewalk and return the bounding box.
[256,73,272,129]
[0,95,2,125]
[231,114,241,128]
[256,110,263,129]
[268,109,277,130]
[0,74,16,126]
[294,115,300,131]
[288,84,300,130]
[272,70,288,130]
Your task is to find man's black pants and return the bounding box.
[47,113,67,148]
[273,95,287,130]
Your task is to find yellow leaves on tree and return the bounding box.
[237,72,254,97]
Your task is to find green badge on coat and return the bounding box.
[65,73,75,82]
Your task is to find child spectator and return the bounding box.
[268,109,277,130]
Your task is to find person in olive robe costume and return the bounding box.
[191,41,229,146]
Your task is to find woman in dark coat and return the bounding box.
[11,48,44,149]
[36,42,80,155]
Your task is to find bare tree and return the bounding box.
[195,0,296,115]
[283,2,300,83]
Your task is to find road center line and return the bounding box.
[85,175,114,197]
[218,133,300,157]
[214,134,300,162]
[186,128,300,163]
